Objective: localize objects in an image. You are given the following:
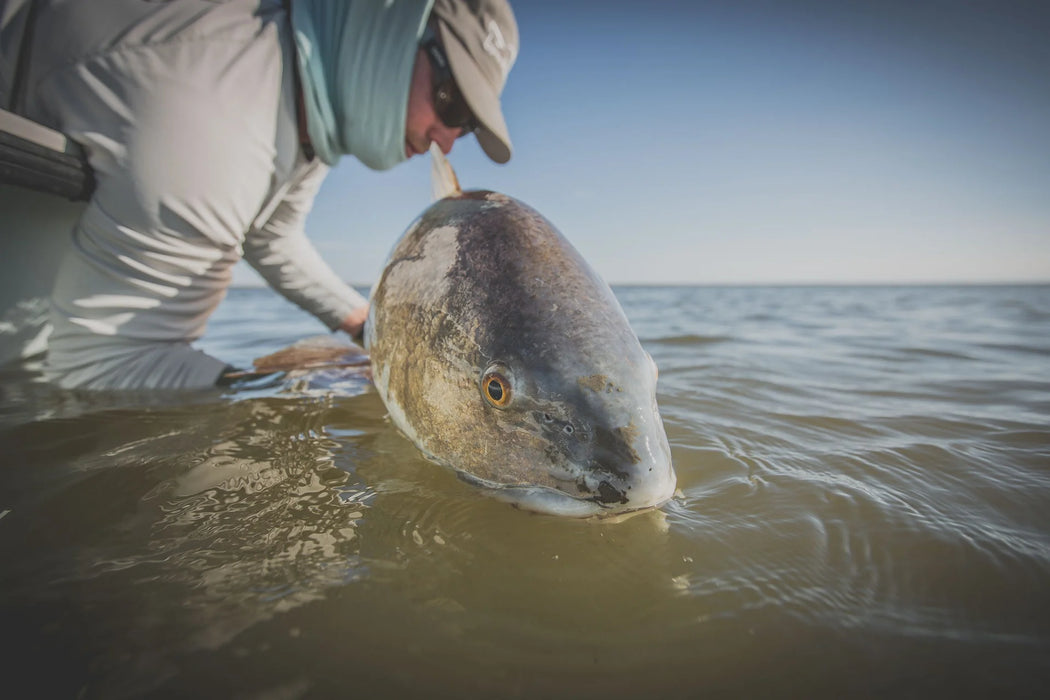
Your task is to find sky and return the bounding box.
[236,0,1050,286]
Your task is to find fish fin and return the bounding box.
[429,141,461,201]
[252,335,368,373]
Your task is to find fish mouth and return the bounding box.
[456,472,675,519]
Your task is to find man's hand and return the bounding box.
[339,305,369,344]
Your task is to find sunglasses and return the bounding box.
[421,34,479,134]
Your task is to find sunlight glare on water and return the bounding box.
[1,285,1048,698]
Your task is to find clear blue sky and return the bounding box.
[236,0,1050,286]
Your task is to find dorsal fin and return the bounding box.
[429,141,462,201]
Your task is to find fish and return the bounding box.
[358,145,677,517]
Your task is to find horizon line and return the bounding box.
[228,279,1050,290]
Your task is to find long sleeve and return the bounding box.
[242,162,368,331]
[9,0,370,390]
[26,0,314,389]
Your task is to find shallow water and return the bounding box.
[1,285,1048,698]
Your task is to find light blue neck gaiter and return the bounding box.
[290,0,434,169]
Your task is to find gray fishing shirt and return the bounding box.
[4,0,366,389]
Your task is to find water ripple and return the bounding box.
[3,285,1048,696]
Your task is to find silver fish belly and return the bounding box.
[365,190,676,517]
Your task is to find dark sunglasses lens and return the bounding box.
[436,84,477,132]
[426,40,478,132]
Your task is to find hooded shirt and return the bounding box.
[1,0,422,389]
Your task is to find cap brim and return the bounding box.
[436,22,512,164]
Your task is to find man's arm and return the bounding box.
[242,161,369,340]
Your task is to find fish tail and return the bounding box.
[429,141,462,201]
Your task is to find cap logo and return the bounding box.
[482,19,516,80]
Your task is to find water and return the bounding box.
[1,285,1048,698]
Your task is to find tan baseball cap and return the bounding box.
[431,0,519,164]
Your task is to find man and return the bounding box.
[0,0,518,389]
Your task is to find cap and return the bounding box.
[430,0,518,164]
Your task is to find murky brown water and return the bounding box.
[1,285,1048,698]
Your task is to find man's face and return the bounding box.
[404,48,466,159]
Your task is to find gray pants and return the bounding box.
[0,185,82,366]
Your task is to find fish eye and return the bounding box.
[482,372,511,408]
